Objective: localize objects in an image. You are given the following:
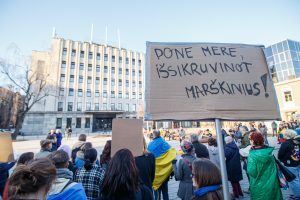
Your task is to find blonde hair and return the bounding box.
[283,129,297,139]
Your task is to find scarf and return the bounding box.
[56,168,73,180]
[194,185,221,197]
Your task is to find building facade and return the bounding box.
[265,39,300,83]
[22,38,144,135]
[274,78,300,121]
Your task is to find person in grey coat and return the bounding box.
[207,137,220,168]
[172,140,196,200]
[35,139,52,159]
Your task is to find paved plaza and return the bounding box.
[12,134,294,200]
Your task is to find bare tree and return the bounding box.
[0,45,53,139]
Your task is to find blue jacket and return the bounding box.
[147,137,171,158]
[224,141,243,182]
[47,183,87,200]
[56,133,63,148]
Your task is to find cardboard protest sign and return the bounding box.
[0,133,15,162]
[145,42,281,121]
[111,119,144,157]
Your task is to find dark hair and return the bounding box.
[101,149,139,199]
[8,158,56,199]
[249,131,264,146]
[78,134,87,142]
[192,159,223,200]
[46,134,55,140]
[82,142,93,151]
[100,140,111,165]
[17,152,34,166]
[49,150,69,168]
[208,138,217,147]
[84,148,98,170]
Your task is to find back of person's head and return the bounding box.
[153,130,160,138]
[46,134,55,140]
[102,148,139,199]
[82,142,93,152]
[84,148,98,170]
[40,139,52,150]
[17,152,34,166]
[181,140,194,154]
[100,140,111,165]
[78,134,87,142]
[49,150,69,168]
[249,131,264,147]
[224,136,233,144]
[192,159,223,200]
[208,138,217,147]
[8,158,56,199]
[190,134,199,143]
[283,129,297,139]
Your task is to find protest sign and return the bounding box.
[145,42,281,121]
[0,132,15,162]
[111,119,144,157]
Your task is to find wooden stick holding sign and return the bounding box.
[111,119,144,157]
[0,132,15,163]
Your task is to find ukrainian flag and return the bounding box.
[148,137,177,190]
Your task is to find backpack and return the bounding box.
[71,143,85,164]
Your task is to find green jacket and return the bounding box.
[247,147,282,200]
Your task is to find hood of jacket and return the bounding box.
[56,168,73,180]
[249,147,274,164]
[76,150,84,160]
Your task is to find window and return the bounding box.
[63,48,67,55]
[95,77,100,84]
[66,118,72,128]
[80,63,84,70]
[88,52,93,59]
[88,64,92,71]
[87,89,91,97]
[138,59,141,66]
[103,78,108,85]
[111,91,115,98]
[95,90,99,97]
[80,51,84,58]
[119,68,122,75]
[67,102,73,111]
[139,93,142,99]
[132,80,136,87]
[125,103,129,111]
[77,102,82,111]
[111,103,115,110]
[111,67,115,74]
[118,79,122,86]
[103,90,107,98]
[284,91,293,102]
[139,70,142,77]
[60,74,65,82]
[132,92,136,99]
[95,103,99,110]
[104,66,108,73]
[58,102,63,111]
[72,49,76,57]
[69,88,74,96]
[97,53,101,60]
[71,62,75,69]
[79,76,83,83]
[132,69,135,77]
[118,103,122,110]
[61,61,66,68]
[96,65,100,72]
[78,89,83,97]
[85,118,90,128]
[103,103,107,110]
[126,57,129,64]
[87,76,92,84]
[56,118,62,129]
[76,118,81,128]
[59,88,64,96]
[139,81,142,88]
[132,58,135,65]
[104,54,108,61]
[118,92,122,98]
[126,69,129,75]
[126,80,129,87]
[111,79,115,86]
[119,56,122,63]
[126,92,129,99]
[112,56,115,62]
[70,75,74,82]
[132,104,136,112]
[86,102,91,111]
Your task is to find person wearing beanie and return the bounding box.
[172,140,196,200]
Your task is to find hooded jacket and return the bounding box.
[224,141,243,182]
[247,147,282,200]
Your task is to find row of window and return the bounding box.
[56,117,90,129]
[60,75,142,86]
[62,48,142,66]
[57,102,136,112]
[61,88,142,98]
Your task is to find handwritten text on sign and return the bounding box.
[145,43,280,121]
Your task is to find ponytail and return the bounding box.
[83,148,97,170]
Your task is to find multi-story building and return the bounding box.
[265,39,300,83]
[22,37,144,135]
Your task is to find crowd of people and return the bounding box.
[0,120,300,200]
